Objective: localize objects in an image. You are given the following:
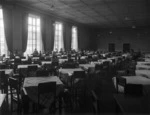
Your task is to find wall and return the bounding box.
[95,27,150,52]
[8,4,91,54]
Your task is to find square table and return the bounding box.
[17,64,41,69]
[23,76,64,108]
[136,70,150,78]
[59,68,84,85]
[41,61,52,65]
[79,64,95,71]
[136,64,150,70]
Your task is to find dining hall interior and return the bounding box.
[0,0,150,115]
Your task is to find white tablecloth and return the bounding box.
[59,59,68,64]
[41,61,52,65]
[112,75,150,93]
[136,65,150,70]
[59,68,84,76]
[136,70,150,78]
[79,64,95,70]
[137,61,150,65]
[17,64,41,69]
[23,76,64,107]
[24,76,63,87]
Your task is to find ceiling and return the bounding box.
[4,0,150,28]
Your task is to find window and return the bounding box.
[53,22,64,51]
[71,26,78,51]
[0,8,8,56]
[25,14,43,55]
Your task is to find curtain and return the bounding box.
[2,5,13,53]
[64,24,71,51]
[41,17,46,52]
[22,12,28,53]
[50,20,54,52]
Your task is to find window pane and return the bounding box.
[53,22,64,51]
[28,17,32,25]
[71,26,78,51]
[0,8,8,56]
[37,18,40,26]
[25,15,42,55]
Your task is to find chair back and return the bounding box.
[27,65,38,77]
[116,77,126,93]
[14,58,22,64]
[27,65,38,71]
[0,71,8,93]
[9,77,19,90]
[0,64,7,69]
[73,71,86,79]
[9,77,21,112]
[36,70,49,77]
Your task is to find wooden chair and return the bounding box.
[9,77,22,113]
[116,77,127,93]
[38,82,56,113]
[0,71,8,94]
[36,70,49,77]
[71,71,86,106]
[91,90,100,114]
[27,65,38,77]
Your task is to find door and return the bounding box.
[108,43,115,52]
[123,43,130,53]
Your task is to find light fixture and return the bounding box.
[125,17,130,21]
[132,25,136,29]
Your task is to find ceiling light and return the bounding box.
[109,31,112,34]
[132,25,136,29]
[125,17,130,21]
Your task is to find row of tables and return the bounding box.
[113,56,150,114]
[0,54,133,113]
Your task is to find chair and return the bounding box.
[43,64,54,75]
[38,82,56,113]
[0,71,8,94]
[27,65,38,77]
[116,77,126,93]
[0,64,7,69]
[36,70,49,77]
[9,77,22,113]
[14,58,22,73]
[91,90,100,114]
[71,71,86,106]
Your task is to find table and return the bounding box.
[23,76,64,107]
[0,94,6,115]
[59,68,84,76]
[17,64,41,69]
[114,94,149,114]
[113,75,150,93]
[0,94,6,108]
[137,61,150,65]
[59,68,84,85]
[79,64,95,71]
[59,59,68,64]
[41,61,52,65]
[136,64,150,70]
[136,70,150,78]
